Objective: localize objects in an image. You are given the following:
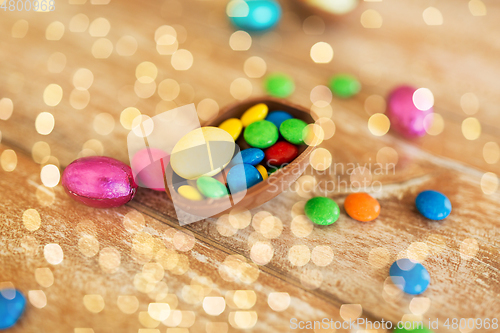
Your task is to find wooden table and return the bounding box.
[1,0,499,332]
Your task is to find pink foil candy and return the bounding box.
[62,156,138,208]
[387,85,434,138]
[130,148,170,191]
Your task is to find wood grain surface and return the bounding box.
[0,0,499,332]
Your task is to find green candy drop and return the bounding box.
[328,74,361,98]
[264,73,295,98]
[279,118,307,145]
[196,177,228,199]
[244,120,279,148]
[304,197,340,226]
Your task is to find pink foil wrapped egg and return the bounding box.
[130,148,170,191]
[387,85,434,138]
[62,156,138,208]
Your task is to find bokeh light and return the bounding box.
[46,21,65,40]
[361,10,383,28]
[469,0,487,16]
[423,113,444,136]
[23,208,41,231]
[483,142,500,164]
[35,112,55,135]
[481,172,498,195]
[460,92,479,115]
[43,84,63,106]
[368,113,390,136]
[12,20,29,38]
[1,149,17,172]
[412,88,434,111]
[69,14,89,32]
[44,243,64,265]
[423,7,443,25]
[310,42,333,63]
[461,117,481,140]
[460,238,479,260]
[267,292,290,312]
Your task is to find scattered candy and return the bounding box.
[170,127,235,179]
[131,148,169,191]
[196,176,228,199]
[264,73,295,98]
[62,156,138,208]
[265,141,298,166]
[178,185,204,201]
[266,110,293,129]
[239,148,265,166]
[280,118,307,145]
[0,289,26,329]
[227,164,263,193]
[241,103,269,127]
[390,259,430,295]
[344,192,380,222]
[387,85,433,138]
[219,118,243,141]
[329,74,361,98]
[256,164,268,180]
[415,190,452,220]
[244,120,279,148]
[227,0,281,32]
[304,196,340,226]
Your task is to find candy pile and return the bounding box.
[171,103,309,201]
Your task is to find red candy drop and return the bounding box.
[265,141,298,166]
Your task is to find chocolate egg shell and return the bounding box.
[62,156,138,208]
[165,97,314,218]
[387,85,433,138]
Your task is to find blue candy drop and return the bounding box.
[239,148,265,166]
[415,190,452,220]
[265,110,293,129]
[0,289,26,329]
[227,164,263,193]
[228,0,281,33]
[389,259,430,295]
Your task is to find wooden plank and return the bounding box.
[132,123,500,327]
[0,0,499,171]
[1,144,350,333]
[0,0,499,332]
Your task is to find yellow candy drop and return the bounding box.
[240,103,268,127]
[170,127,235,180]
[178,185,204,201]
[218,118,243,141]
[256,164,268,181]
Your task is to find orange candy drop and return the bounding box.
[344,193,380,222]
